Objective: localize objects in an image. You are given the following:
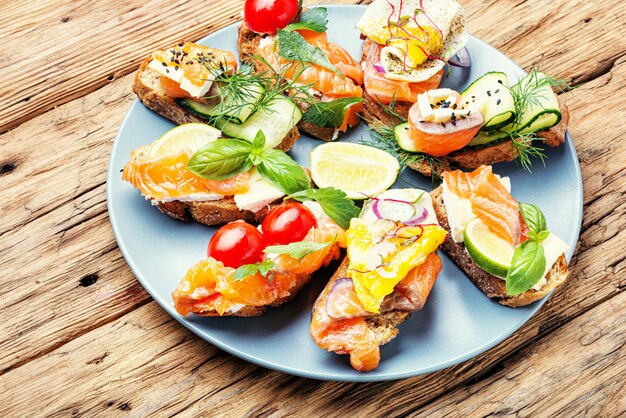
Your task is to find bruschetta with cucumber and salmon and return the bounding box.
[237,5,364,141]
[311,189,446,371]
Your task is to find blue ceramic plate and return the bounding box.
[107,5,582,382]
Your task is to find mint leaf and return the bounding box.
[187,139,253,180]
[284,7,328,33]
[289,187,360,229]
[506,240,546,295]
[302,97,363,128]
[264,240,332,262]
[233,260,276,281]
[257,149,311,195]
[519,202,548,234]
[277,29,342,77]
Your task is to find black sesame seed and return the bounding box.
[430,104,435,109]
[487,91,491,97]
[452,103,458,109]
[161,62,167,67]
[451,120,457,126]
[175,65,179,70]
[497,99,501,105]
[495,89,499,93]
[471,95,475,98]
[440,122,446,127]
[468,110,471,115]
[497,79,503,84]
[165,69,170,73]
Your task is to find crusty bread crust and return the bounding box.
[430,186,569,307]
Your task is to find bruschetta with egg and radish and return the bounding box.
[310,189,446,371]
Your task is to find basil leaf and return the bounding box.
[289,187,360,229]
[284,7,328,33]
[519,202,547,234]
[233,260,276,281]
[506,240,546,295]
[264,240,332,262]
[187,139,253,180]
[257,149,311,195]
[277,29,342,77]
[302,97,364,128]
[252,130,266,153]
[537,230,550,242]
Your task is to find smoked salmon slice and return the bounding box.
[444,166,522,245]
[310,253,442,372]
[122,146,250,200]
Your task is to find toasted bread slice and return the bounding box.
[236,23,355,142]
[430,186,569,307]
[359,39,570,177]
[133,53,300,153]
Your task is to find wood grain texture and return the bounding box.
[1,0,625,415]
[0,55,624,416]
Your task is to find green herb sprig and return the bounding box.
[233,260,276,281]
[505,203,551,295]
[510,68,570,124]
[276,29,343,77]
[283,7,328,33]
[301,97,363,128]
[288,188,360,229]
[264,240,332,262]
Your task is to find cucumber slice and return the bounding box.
[176,82,264,124]
[511,71,561,134]
[217,96,302,149]
[464,218,514,278]
[467,129,509,147]
[394,123,418,152]
[461,72,516,132]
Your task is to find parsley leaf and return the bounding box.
[506,240,546,295]
[302,97,363,128]
[284,7,328,33]
[257,148,311,195]
[277,29,342,77]
[187,139,253,180]
[233,260,276,281]
[289,187,360,229]
[264,240,332,262]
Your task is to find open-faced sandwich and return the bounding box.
[237,5,364,141]
[311,189,446,371]
[122,125,321,226]
[357,0,467,125]
[173,200,349,317]
[134,41,302,150]
[431,165,570,307]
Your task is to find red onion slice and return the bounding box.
[448,47,471,68]
[372,198,416,221]
[373,62,386,74]
[405,206,429,225]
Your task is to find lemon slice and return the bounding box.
[310,143,400,200]
[148,123,221,157]
[464,218,514,278]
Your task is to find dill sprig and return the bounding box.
[509,132,546,172]
[360,120,441,177]
[510,67,570,124]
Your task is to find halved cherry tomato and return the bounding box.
[261,202,318,245]
[208,221,265,268]
[244,0,299,35]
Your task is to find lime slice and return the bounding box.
[310,143,400,200]
[464,218,514,277]
[148,123,221,157]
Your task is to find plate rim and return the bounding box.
[106,4,583,382]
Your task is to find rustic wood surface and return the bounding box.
[0,0,624,416]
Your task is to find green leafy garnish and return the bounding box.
[276,29,342,77]
[263,240,332,262]
[187,139,253,180]
[233,260,276,281]
[188,130,309,194]
[506,240,546,295]
[289,188,360,229]
[510,68,570,124]
[284,7,328,33]
[257,148,311,195]
[505,202,551,295]
[509,132,547,172]
[302,97,363,128]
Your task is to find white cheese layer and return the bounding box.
[360,188,439,225]
[154,192,223,205]
[533,232,569,290]
[148,49,215,98]
[234,168,285,213]
[442,175,511,243]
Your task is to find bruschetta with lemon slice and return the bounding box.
[431,165,570,307]
[310,189,446,371]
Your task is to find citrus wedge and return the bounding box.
[310,143,399,200]
[148,123,221,157]
[464,218,514,278]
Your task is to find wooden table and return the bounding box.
[1,0,624,416]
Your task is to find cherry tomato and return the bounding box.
[261,202,318,245]
[244,0,299,35]
[208,221,265,268]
